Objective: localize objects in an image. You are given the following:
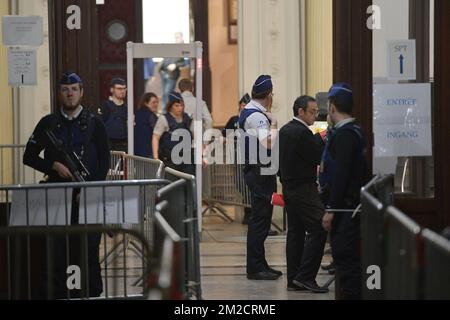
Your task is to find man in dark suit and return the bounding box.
[279,96,328,293]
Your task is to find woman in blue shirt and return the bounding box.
[134,92,159,158]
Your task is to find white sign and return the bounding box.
[79,186,140,224]
[387,40,416,81]
[373,84,432,158]
[2,16,43,47]
[9,189,74,226]
[8,48,37,86]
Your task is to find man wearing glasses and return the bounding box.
[279,96,329,293]
[99,78,128,152]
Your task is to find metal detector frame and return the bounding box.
[126,41,204,232]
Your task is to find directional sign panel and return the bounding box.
[8,48,37,86]
[387,40,416,81]
[2,16,43,47]
[373,83,432,157]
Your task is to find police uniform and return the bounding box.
[153,91,195,175]
[100,78,128,152]
[238,76,279,279]
[23,72,110,299]
[320,83,367,300]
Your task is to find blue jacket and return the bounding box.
[23,109,111,183]
[134,108,158,158]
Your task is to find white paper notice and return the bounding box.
[373,83,432,158]
[9,189,73,226]
[8,48,37,86]
[2,16,43,47]
[79,186,140,224]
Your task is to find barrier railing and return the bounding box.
[421,229,450,300]
[360,174,394,300]
[108,152,164,181]
[360,174,450,300]
[149,206,184,300]
[202,139,251,223]
[2,146,200,300]
[383,206,422,300]
[0,225,153,300]
[161,167,202,300]
[0,145,39,185]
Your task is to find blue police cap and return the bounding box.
[252,75,273,95]
[110,77,126,87]
[60,72,83,86]
[328,83,353,103]
[168,91,183,104]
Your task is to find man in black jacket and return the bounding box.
[279,96,328,293]
[321,83,367,300]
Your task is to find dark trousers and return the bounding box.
[244,169,276,274]
[331,212,361,300]
[283,182,327,284]
[39,233,102,299]
[37,190,103,299]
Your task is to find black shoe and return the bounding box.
[247,271,280,281]
[287,282,307,292]
[266,267,282,276]
[321,261,335,271]
[268,230,279,236]
[293,279,329,293]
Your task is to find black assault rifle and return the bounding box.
[46,130,90,182]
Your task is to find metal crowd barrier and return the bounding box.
[202,139,251,223]
[109,152,164,181]
[360,174,394,300]
[161,167,202,300]
[0,179,169,300]
[0,145,38,185]
[421,229,450,300]
[103,153,164,272]
[148,207,184,300]
[0,226,153,300]
[383,206,422,300]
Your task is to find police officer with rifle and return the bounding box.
[23,72,110,299]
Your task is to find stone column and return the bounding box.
[238,0,304,127]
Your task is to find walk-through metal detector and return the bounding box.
[126,42,204,232]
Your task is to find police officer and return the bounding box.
[99,77,128,152]
[152,91,195,175]
[238,75,281,280]
[222,93,251,137]
[23,72,110,298]
[223,94,252,225]
[321,83,367,300]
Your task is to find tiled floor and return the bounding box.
[200,209,335,300]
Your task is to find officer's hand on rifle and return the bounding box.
[52,161,75,181]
